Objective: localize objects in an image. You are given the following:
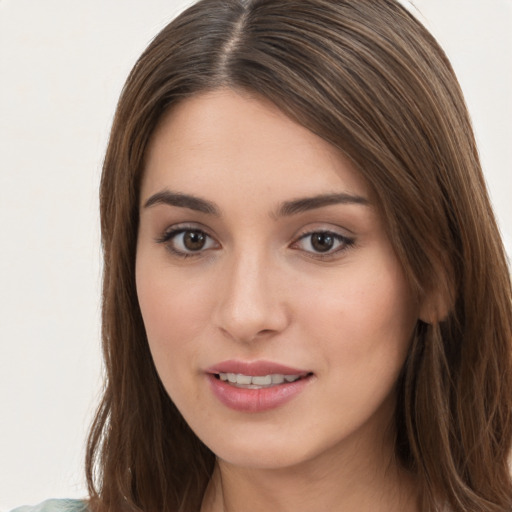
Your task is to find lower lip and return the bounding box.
[206,374,312,412]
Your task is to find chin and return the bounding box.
[200,425,341,472]
[216,443,310,470]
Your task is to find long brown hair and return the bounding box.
[86,1,512,510]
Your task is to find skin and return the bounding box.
[136,89,421,511]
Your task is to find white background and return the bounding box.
[0,1,510,510]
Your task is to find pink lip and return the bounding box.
[205,360,313,413]
[206,359,309,376]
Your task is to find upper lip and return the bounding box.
[206,360,311,377]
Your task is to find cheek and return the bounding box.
[298,267,416,433]
[299,255,417,376]
[135,258,213,378]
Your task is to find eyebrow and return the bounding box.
[144,190,220,215]
[277,192,370,217]
[143,189,370,217]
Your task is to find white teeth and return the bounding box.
[236,374,253,385]
[217,373,302,388]
[271,374,285,384]
[252,375,272,386]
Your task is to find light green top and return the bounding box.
[10,499,88,512]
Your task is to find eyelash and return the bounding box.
[155,226,218,259]
[156,226,355,260]
[292,230,355,260]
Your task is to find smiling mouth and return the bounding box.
[214,372,312,389]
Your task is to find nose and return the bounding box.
[213,249,289,344]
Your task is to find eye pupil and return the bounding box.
[184,230,206,251]
[311,233,334,252]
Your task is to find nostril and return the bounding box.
[254,328,276,338]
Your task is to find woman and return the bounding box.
[14,0,512,511]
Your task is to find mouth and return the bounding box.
[205,360,314,411]
[213,372,312,389]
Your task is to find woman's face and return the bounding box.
[136,89,419,470]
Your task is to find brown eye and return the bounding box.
[292,230,355,257]
[183,230,207,251]
[310,233,335,253]
[158,227,219,257]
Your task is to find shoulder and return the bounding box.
[10,499,88,512]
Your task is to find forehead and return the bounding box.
[141,88,370,205]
